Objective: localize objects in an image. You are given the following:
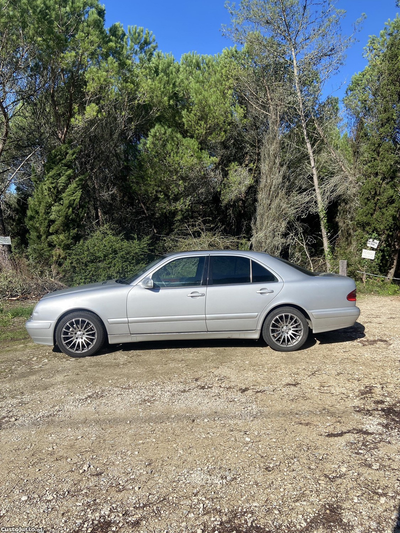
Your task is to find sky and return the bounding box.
[104,0,398,101]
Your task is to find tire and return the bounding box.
[55,311,105,358]
[262,306,309,352]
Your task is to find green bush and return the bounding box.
[0,311,12,328]
[357,278,400,296]
[62,227,152,285]
[0,305,34,328]
[0,270,25,299]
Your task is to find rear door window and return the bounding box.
[210,256,250,285]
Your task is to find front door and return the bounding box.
[127,255,207,335]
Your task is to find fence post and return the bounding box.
[339,260,347,277]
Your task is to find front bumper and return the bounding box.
[25,319,55,346]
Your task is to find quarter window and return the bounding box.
[252,261,277,283]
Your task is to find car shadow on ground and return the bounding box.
[394,506,400,533]
[117,337,268,353]
[86,321,365,356]
[312,321,365,346]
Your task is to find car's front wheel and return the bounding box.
[262,307,309,352]
[55,311,105,357]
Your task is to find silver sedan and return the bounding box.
[26,250,360,357]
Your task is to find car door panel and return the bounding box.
[127,285,207,334]
[205,255,283,331]
[127,256,207,335]
[206,283,282,331]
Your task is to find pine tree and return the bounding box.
[225,0,357,270]
[346,17,400,277]
[26,144,87,271]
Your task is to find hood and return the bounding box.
[41,279,125,300]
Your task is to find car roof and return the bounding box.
[166,249,270,256]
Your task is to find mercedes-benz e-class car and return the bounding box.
[26,250,360,357]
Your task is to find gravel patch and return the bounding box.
[0,295,399,532]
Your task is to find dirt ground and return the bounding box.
[0,295,399,533]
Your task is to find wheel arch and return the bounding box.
[261,303,312,332]
[53,308,108,346]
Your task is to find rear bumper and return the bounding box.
[26,319,55,346]
[310,307,360,333]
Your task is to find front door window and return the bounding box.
[152,256,206,287]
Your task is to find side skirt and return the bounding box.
[108,330,260,345]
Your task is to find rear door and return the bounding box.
[205,255,282,332]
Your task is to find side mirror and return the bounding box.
[140,277,154,289]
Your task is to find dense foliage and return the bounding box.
[0,0,399,287]
[345,16,400,279]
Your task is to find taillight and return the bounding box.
[347,289,356,302]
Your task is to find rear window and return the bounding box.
[274,257,318,276]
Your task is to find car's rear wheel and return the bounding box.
[55,311,105,357]
[262,307,309,352]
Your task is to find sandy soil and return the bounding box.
[0,295,399,532]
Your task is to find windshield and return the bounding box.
[120,256,166,284]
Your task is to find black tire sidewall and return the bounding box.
[262,306,308,352]
[55,311,105,358]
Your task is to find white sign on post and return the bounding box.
[367,239,379,249]
[362,249,376,260]
[0,236,11,245]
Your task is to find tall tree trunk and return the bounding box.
[387,232,400,281]
[0,203,12,270]
[291,49,332,271]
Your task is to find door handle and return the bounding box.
[257,288,274,294]
[188,291,205,298]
